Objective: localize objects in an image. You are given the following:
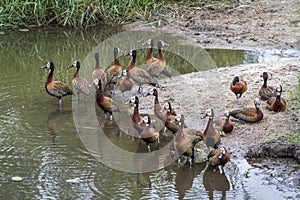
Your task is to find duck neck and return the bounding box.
[96,87,104,102]
[133,103,139,115]
[158,48,164,61]
[154,94,159,105]
[129,56,136,70]
[46,69,54,85]
[263,77,268,88]
[204,117,213,136]
[73,67,79,79]
[146,47,153,60]
[275,93,281,103]
[95,56,100,69]
[114,51,120,66]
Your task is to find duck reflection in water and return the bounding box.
[203,165,231,200]
[174,162,206,200]
[47,108,73,146]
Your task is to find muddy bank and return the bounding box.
[246,136,300,162]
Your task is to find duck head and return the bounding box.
[144,88,158,97]
[41,61,54,71]
[218,147,227,159]
[138,115,151,126]
[201,108,214,119]
[254,98,261,108]
[160,100,171,112]
[275,84,282,96]
[232,76,239,85]
[68,61,80,69]
[142,39,154,48]
[157,40,170,49]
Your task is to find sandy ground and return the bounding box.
[123,0,300,194]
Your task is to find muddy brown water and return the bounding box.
[0,27,299,199]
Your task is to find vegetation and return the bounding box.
[0,0,233,28]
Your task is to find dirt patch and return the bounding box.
[126,0,300,49]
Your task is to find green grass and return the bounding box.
[0,0,161,28]
[0,0,234,28]
[286,133,300,144]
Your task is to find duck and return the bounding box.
[124,49,156,95]
[201,109,221,151]
[145,88,167,123]
[105,47,123,94]
[208,146,230,174]
[157,40,172,79]
[91,52,107,92]
[128,95,144,133]
[171,114,203,165]
[143,38,158,65]
[138,115,160,152]
[94,79,118,120]
[259,72,276,100]
[41,61,73,106]
[146,40,167,87]
[160,100,180,135]
[214,111,234,134]
[229,98,263,123]
[68,61,90,99]
[267,84,286,112]
[230,76,247,107]
[119,69,134,100]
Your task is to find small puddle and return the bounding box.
[205,48,300,68]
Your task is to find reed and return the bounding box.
[0,0,161,28]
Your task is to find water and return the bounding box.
[0,27,299,199]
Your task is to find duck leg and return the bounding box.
[147,144,151,152]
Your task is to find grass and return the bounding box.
[0,0,233,28]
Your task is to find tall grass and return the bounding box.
[0,0,161,28]
[0,0,232,28]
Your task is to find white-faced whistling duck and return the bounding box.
[68,61,90,100]
[230,76,247,107]
[208,146,230,174]
[201,109,221,152]
[138,115,160,152]
[143,38,158,65]
[160,100,180,135]
[105,47,123,94]
[124,49,156,95]
[94,79,118,120]
[157,40,172,79]
[214,111,234,134]
[147,40,172,87]
[41,62,73,106]
[229,98,263,123]
[267,84,286,112]
[259,72,276,100]
[171,114,203,165]
[91,52,107,92]
[145,88,167,122]
[119,69,134,100]
[128,96,144,134]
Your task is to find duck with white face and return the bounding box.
[138,115,160,152]
[208,146,231,174]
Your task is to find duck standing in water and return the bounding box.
[124,49,156,95]
[145,88,167,123]
[94,79,119,121]
[267,84,286,112]
[128,96,144,134]
[41,61,73,107]
[229,98,263,123]
[91,52,107,92]
[230,76,247,107]
[119,69,134,101]
[105,47,123,94]
[68,61,90,100]
[259,72,276,100]
[138,115,160,152]
[208,146,230,174]
[201,109,221,152]
[171,114,203,165]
